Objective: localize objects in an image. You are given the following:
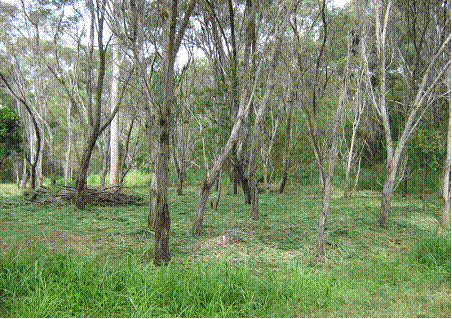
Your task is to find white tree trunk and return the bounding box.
[441,68,451,227]
[64,104,72,186]
[109,36,123,188]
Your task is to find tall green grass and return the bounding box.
[0,247,449,317]
[411,233,451,275]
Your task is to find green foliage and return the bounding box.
[0,106,22,161]
[408,127,445,170]
[123,169,151,187]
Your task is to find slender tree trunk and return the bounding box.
[172,133,185,195]
[100,132,110,187]
[13,160,20,187]
[75,132,99,208]
[36,146,43,188]
[278,103,293,194]
[351,156,362,194]
[20,157,29,189]
[379,165,397,228]
[109,36,123,189]
[441,112,451,227]
[64,105,72,186]
[230,165,239,195]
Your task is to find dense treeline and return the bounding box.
[0,0,450,264]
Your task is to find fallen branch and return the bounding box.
[24,186,145,206]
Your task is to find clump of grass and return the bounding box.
[411,232,451,274]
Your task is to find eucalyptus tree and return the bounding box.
[115,0,196,265]
[361,0,451,227]
[247,7,291,218]
[147,0,196,266]
[0,4,44,189]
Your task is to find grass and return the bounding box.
[0,182,450,317]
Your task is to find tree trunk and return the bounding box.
[441,113,451,227]
[278,102,293,194]
[20,157,29,188]
[229,165,239,195]
[109,36,122,189]
[379,164,397,228]
[100,132,110,187]
[362,1,450,226]
[64,104,72,186]
[75,132,98,208]
[172,133,185,196]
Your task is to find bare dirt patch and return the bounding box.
[0,221,93,253]
[33,231,92,252]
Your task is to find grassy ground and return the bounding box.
[0,182,450,317]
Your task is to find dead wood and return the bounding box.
[24,186,144,206]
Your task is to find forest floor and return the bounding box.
[0,182,450,317]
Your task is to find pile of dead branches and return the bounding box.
[24,186,145,206]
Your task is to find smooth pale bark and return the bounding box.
[343,72,364,197]
[442,99,451,227]
[64,104,72,186]
[36,145,43,188]
[100,133,110,187]
[20,157,29,189]
[109,37,123,188]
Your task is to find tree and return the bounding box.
[146,0,196,266]
[247,9,290,218]
[362,0,451,227]
[191,0,294,235]
[0,72,42,189]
